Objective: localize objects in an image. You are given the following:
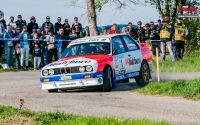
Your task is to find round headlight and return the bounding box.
[49,69,54,75]
[79,66,85,73]
[43,69,49,76]
[86,66,92,72]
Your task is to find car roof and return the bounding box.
[78,34,126,40]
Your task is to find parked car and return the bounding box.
[40,34,152,93]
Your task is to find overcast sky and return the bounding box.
[0,0,160,27]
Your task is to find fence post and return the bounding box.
[156,47,160,82]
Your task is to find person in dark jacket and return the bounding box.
[127,22,137,40]
[71,17,82,38]
[13,26,21,70]
[55,28,67,59]
[27,16,38,34]
[83,26,90,37]
[63,19,70,37]
[42,26,49,65]
[149,21,161,57]
[135,21,145,42]
[33,42,41,70]
[54,17,63,35]
[15,15,26,32]
[42,16,54,33]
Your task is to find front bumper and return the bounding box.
[40,72,103,90]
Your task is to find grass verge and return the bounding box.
[0,105,171,125]
[133,79,200,100]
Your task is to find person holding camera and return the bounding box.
[18,26,31,71]
[15,15,27,32]
[173,18,188,59]
[6,16,16,32]
[160,16,175,62]
[71,17,82,38]
[149,21,161,57]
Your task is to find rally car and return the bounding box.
[40,34,152,92]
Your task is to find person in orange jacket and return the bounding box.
[108,24,120,34]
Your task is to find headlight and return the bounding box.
[79,66,85,73]
[86,66,92,72]
[43,69,49,76]
[49,69,54,75]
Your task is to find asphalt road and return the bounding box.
[0,71,200,124]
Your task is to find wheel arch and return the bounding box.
[141,59,152,79]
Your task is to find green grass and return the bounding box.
[0,105,171,125]
[133,79,200,100]
[153,51,200,72]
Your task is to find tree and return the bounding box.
[67,0,142,36]
[146,0,200,22]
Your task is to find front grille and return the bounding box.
[48,67,79,76]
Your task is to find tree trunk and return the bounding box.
[87,0,98,36]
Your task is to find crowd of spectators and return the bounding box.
[0,10,188,71]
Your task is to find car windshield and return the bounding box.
[61,42,110,58]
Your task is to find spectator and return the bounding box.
[42,26,49,65]
[69,28,77,40]
[6,16,16,32]
[13,26,21,70]
[156,19,162,29]
[135,21,145,42]
[27,16,38,34]
[54,17,63,35]
[149,21,161,57]
[55,28,67,59]
[102,28,107,35]
[127,22,137,39]
[18,25,31,71]
[122,27,128,34]
[143,23,151,49]
[15,15,27,32]
[63,19,71,37]
[33,43,41,70]
[3,25,14,70]
[160,16,175,62]
[36,28,42,38]
[42,16,54,33]
[0,10,6,61]
[83,26,90,37]
[108,24,120,34]
[46,30,57,63]
[173,17,188,59]
[71,17,82,38]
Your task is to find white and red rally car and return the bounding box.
[40,34,152,92]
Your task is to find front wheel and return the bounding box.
[102,66,112,92]
[48,89,58,93]
[135,61,150,86]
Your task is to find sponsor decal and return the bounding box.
[125,56,141,65]
[89,38,99,41]
[119,67,126,74]
[48,60,91,67]
[116,71,140,80]
[59,83,76,86]
[178,7,199,18]
[113,54,124,61]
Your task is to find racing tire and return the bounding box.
[135,61,150,86]
[102,66,112,92]
[48,89,58,93]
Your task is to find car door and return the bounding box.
[121,35,142,73]
[112,36,129,77]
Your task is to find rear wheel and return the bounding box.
[48,89,58,93]
[135,61,150,86]
[102,66,112,92]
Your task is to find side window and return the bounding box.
[112,36,125,55]
[122,35,139,51]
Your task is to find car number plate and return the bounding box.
[60,75,72,81]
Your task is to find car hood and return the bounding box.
[43,54,112,69]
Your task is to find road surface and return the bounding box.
[0,71,200,124]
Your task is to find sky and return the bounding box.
[0,0,160,27]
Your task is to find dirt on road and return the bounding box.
[0,71,200,124]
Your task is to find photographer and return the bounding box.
[6,16,16,32]
[160,16,175,62]
[173,18,188,59]
[149,21,161,57]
